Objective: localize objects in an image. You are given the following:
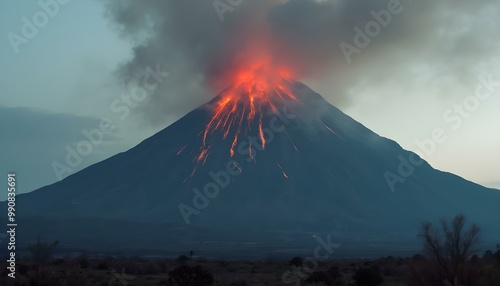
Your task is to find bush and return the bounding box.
[229,281,249,286]
[97,262,109,270]
[78,254,90,269]
[18,264,29,276]
[176,255,190,264]
[52,257,65,265]
[289,257,303,267]
[144,261,163,274]
[327,266,340,279]
[168,265,214,286]
[495,247,500,265]
[306,271,332,284]
[353,267,384,286]
[411,254,426,262]
[306,267,342,286]
[66,269,89,286]
[218,260,229,267]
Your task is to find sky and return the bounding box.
[0,0,499,200]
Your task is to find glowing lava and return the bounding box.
[276,160,289,179]
[319,119,340,138]
[196,61,298,163]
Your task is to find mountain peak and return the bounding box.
[10,81,500,256]
[195,74,300,163]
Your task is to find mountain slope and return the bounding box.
[8,81,500,254]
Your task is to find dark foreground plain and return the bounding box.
[1,248,500,286]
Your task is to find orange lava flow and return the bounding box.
[276,160,289,179]
[197,61,297,163]
[319,119,340,138]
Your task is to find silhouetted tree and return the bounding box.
[419,213,480,282]
[168,265,214,286]
[28,237,59,267]
[28,236,58,286]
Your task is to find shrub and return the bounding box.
[484,250,495,262]
[66,269,89,286]
[327,266,340,279]
[144,261,163,274]
[353,267,384,286]
[18,264,29,276]
[176,255,190,264]
[306,267,342,286]
[218,260,229,267]
[97,262,109,270]
[229,281,249,286]
[52,257,65,265]
[168,265,214,286]
[306,271,332,284]
[495,246,500,265]
[289,257,303,267]
[78,254,90,269]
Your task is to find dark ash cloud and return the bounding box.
[103,0,500,125]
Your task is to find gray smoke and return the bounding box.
[103,0,500,125]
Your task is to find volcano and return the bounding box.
[7,79,500,258]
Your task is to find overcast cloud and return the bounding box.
[103,0,500,123]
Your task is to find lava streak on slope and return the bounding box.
[196,60,299,164]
